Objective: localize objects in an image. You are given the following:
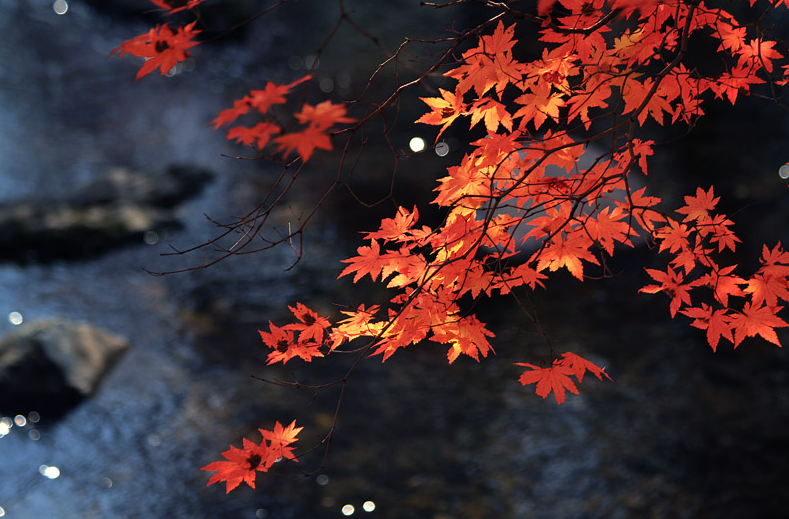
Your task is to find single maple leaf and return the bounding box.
[283,302,331,343]
[738,38,782,73]
[338,239,384,283]
[681,303,733,351]
[201,438,269,493]
[226,122,280,149]
[249,76,310,114]
[259,420,302,461]
[274,124,333,161]
[729,302,788,347]
[744,273,789,307]
[640,267,693,317]
[111,22,200,80]
[676,186,718,222]
[365,206,419,242]
[700,265,746,307]
[656,218,690,254]
[416,88,466,140]
[149,0,207,14]
[559,352,611,383]
[533,233,600,281]
[212,98,253,130]
[294,100,355,130]
[516,361,579,404]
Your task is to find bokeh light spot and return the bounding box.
[53,0,68,15]
[362,501,376,512]
[341,504,355,516]
[8,312,23,325]
[409,137,426,153]
[13,415,26,427]
[28,411,40,423]
[29,429,41,441]
[39,465,60,479]
[435,141,450,156]
[779,163,789,179]
[316,474,329,485]
[319,77,334,93]
[143,231,159,245]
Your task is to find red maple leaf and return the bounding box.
[201,437,269,493]
[516,361,579,404]
[149,0,207,13]
[259,322,324,364]
[226,122,280,149]
[294,100,355,129]
[681,304,733,351]
[729,302,788,347]
[283,302,331,343]
[274,124,333,161]
[559,352,611,383]
[111,22,200,80]
[640,267,693,317]
[259,420,303,461]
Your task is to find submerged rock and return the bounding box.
[0,165,212,263]
[0,319,129,417]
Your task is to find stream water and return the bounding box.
[1,1,789,519]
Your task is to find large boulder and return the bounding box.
[0,165,212,263]
[0,319,129,416]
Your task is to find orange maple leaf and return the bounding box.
[729,302,788,347]
[201,438,269,493]
[338,239,384,282]
[516,361,579,404]
[681,303,733,351]
[294,100,355,129]
[737,38,782,73]
[533,234,599,281]
[676,186,718,222]
[640,267,693,317]
[259,420,302,461]
[416,88,466,139]
[283,302,331,343]
[259,322,324,364]
[274,124,333,161]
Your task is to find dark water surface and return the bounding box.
[2,1,789,519]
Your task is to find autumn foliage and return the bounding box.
[113,0,789,490]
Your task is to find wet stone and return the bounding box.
[0,318,129,417]
[0,165,212,264]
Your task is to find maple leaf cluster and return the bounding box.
[112,0,789,493]
[111,21,200,80]
[640,187,789,350]
[201,420,302,493]
[259,303,331,364]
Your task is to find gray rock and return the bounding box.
[0,319,129,416]
[0,165,212,263]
